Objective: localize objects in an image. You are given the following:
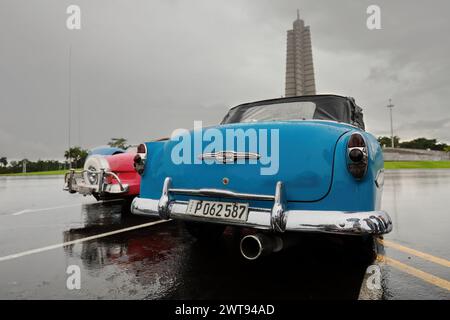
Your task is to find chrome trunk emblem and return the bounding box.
[198,151,260,163]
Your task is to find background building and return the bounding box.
[285,10,316,97]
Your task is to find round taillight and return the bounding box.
[347,133,368,179]
[133,154,142,165]
[349,148,364,162]
[133,154,143,174]
[137,143,146,154]
[348,133,366,148]
[134,144,147,175]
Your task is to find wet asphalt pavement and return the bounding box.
[0,170,449,300]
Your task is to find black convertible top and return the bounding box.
[222,94,365,130]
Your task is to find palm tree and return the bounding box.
[64,147,88,168]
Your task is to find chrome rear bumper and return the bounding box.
[64,169,129,196]
[131,177,392,235]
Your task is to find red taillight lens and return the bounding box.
[348,133,366,148]
[347,133,368,179]
[137,143,146,154]
[134,144,147,175]
[133,154,142,164]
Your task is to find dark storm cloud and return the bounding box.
[1,0,449,160]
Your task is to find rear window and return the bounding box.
[222,96,352,125]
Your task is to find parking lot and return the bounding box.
[0,170,449,299]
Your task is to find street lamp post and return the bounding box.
[387,99,395,148]
[68,45,72,169]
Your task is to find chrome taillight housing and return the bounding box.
[347,133,368,179]
[134,143,147,175]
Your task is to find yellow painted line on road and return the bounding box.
[0,219,171,262]
[382,256,450,292]
[380,239,450,268]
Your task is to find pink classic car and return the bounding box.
[64,146,141,201]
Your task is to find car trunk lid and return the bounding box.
[145,121,351,202]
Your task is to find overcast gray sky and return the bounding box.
[1,0,449,160]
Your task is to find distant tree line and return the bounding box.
[0,159,67,174]
[1,138,130,174]
[378,136,450,152]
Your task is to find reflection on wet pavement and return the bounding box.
[62,202,382,299]
[0,171,449,299]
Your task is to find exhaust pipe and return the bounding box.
[240,234,284,260]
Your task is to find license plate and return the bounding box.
[185,200,249,222]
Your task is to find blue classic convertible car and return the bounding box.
[131,95,392,259]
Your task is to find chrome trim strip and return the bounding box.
[158,177,172,219]
[131,176,393,235]
[270,181,287,232]
[375,169,385,188]
[169,187,275,201]
[64,169,128,195]
[284,210,392,234]
[106,171,126,192]
[198,151,260,163]
[131,197,392,235]
[347,146,367,158]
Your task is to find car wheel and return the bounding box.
[182,221,226,241]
